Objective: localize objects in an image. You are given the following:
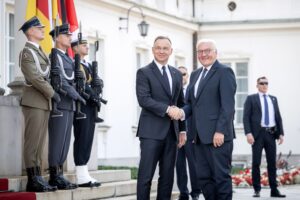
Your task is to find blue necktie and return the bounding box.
[162,66,171,94]
[263,94,269,126]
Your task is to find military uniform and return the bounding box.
[19,16,57,192]
[71,39,101,187]
[48,24,84,190]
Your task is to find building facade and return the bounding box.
[0,0,299,169]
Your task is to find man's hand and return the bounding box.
[246,133,255,145]
[167,106,184,120]
[213,132,224,148]
[278,135,284,145]
[52,92,61,103]
[178,132,187,148]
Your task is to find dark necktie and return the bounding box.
[162,66,171,94]
[263,94,270,126]
[196,68,208,97]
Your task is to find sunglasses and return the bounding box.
[258,82,268,85]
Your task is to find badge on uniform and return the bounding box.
[23,52,28,59]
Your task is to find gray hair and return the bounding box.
[196,39,217,50]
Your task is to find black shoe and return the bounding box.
[49,166,78,190]
[271,189,286,198]
[94,117,104,123]
[253,191,260,197]
[35,167,57,192]
[177,195,189,200]
[26,167,57,192]
[78,181,101,188]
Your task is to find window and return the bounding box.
[175,55,185,68]
[221,61,249,127]
[6,12,15,84]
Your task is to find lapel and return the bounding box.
[195,63,217,100]
[57,49,73,65]
[151,61,172,98]
[25,42,49,64]
[189,68,201,101]
[169,66,178,98]
[255,93,262,113]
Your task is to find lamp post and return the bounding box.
[119,4,149,37]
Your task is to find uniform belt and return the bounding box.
[261,126,276,133]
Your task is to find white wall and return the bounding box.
[195,0,300,22]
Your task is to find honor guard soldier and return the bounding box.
[71,38,101,187]
[48,23,86,190]
[19,16,59,192]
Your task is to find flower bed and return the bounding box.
[232,167,300,187]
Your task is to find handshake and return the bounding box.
[167,106,184,120]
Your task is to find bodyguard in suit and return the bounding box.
[180,39,236,200]
[243,76,286,198]
[176,66,201,200]
[48,24,85,190]
[19,16,59,192]
[71,38,101,187]
[136,36,187,200]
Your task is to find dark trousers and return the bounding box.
[194,140,233,200]
[252,129,277,192]
[48,110,73,166]
[137,129,177,200]
[73,103,96,165]
[176,140,201,199]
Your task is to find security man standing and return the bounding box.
[243,76,286,198]
[19,16,59,192]
[48,23,85,190]
[71,38,101,187]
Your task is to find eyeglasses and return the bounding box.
[181,73,187,76]
[197,49,215,55]
[258,82,268,85]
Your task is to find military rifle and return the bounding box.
[74,23,89,119]
[91,32,107,123]
[50,18,67,117]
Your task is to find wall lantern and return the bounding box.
[119,4,149,37]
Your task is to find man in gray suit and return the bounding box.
[19,16,59,192]
[177,39,236,200]
[136,36,186,200]
[48,24,85,190]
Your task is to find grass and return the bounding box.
[98,165,138,179]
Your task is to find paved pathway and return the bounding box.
[194,185,300,200]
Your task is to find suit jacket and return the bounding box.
[20,42,54,110]
[243,93,284,139]
[183,60,236,144]
[136,61,186,140]
[55,49,80,111]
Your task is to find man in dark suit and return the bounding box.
[19,16,59,192]
[136,36,186,200]
[243,76,286,198]
[176,66,201,200]
[179,39,236,200]
[48,24,86,190]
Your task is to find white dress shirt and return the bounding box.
[194,65,212,97]
[259,92,276,127]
